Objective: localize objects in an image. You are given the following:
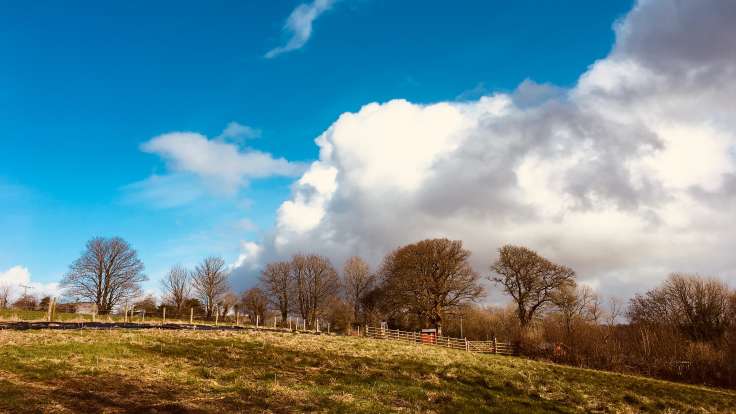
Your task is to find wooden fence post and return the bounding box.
[465,338,469,352]
[236,311,239,326]
[47,297,53,322]
[162,307,166,325]
[190,307,194,325]
[493,336,497,354]
[142,309,145,323]
[256,314,259,328]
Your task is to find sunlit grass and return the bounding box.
[0,309,95,322]
[0,308,233,325]
[0,329,733,413]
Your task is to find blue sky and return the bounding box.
[1,0,638,292]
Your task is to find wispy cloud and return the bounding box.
[140,131,303,192]
[124,123,305,208]
[121,173,209,209]
[215,121,261,144]
[265,0,337,59]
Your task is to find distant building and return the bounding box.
[420,328,437,344]
[57,301,97,315]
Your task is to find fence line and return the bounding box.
[362,326,517,356]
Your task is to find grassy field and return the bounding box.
[0,309,96,322]
[0,329,734,414]
[0,309,144,323]
[0,309,225,325]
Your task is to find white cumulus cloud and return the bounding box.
[230,241,263,272]
[0,266,60,299]
[232,0,736,299]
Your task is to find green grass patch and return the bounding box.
[0,329,733,413]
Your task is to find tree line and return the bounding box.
[3,235,733,388]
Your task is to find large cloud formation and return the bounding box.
[0,266,60,300]
[234,0,736,299]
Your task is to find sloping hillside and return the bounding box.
[0,329,733,413]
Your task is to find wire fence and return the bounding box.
[2,306,517,356]
[0,305,344,338]
[362,325,517,356]
[1,304,330,329]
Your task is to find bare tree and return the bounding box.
[13,294,38,310]
[586,292,604,324]
[291,254,340,326]
[360,285,388,327]
[380,238,484,333]
[161,265,190,316]
[552,284,596,337]
[260,261,292,322]
[605,297,624,327]
[342,256,375,323]
[191,257,230,319]
[628,273,731,341]
[39,296,52,311]
[219,291,239,318]
[61,237,147,314]
[133,295,158,314]
[291,254,308,322]
[241,287,268,323]
[490,245,575,329]
[0,284,12,309]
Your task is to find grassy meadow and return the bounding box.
[0,309,95,322]
[0,328,734,413]
[0,309,220,325]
